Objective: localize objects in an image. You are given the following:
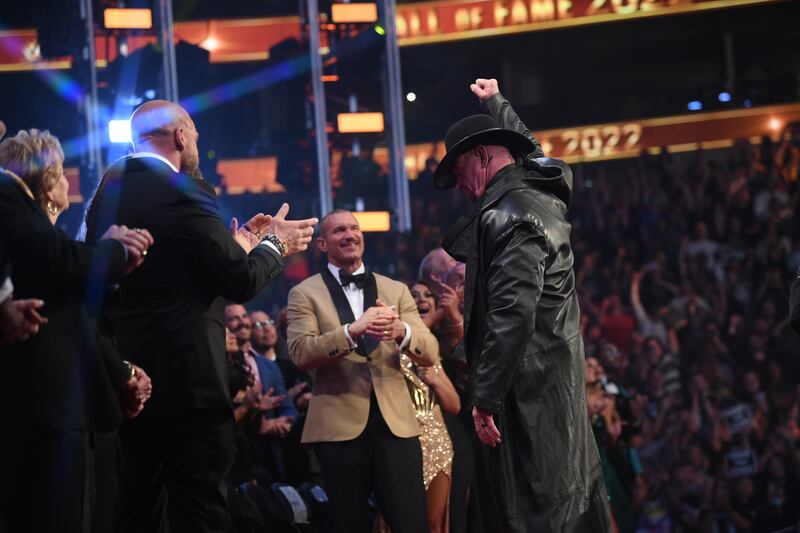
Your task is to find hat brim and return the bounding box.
[433,128,535,190]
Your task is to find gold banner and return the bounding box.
[396,0,782,46]
[395,102,800,178]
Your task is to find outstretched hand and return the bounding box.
[473,406,501,447]
[268,203,318,256]
[470,78,500,103]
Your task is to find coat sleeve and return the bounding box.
[480,92,545,158]
[471,221,548,413]
[790,276,800,334]
[396,284,439,367]
[0,178,127,299]
[287,285,355,371]
[171,179,284,303]
[263,360,298,419]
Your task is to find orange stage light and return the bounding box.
[337,112,384,133]
[103,8,153,30]
[331,3,379,23]
[353,211,391,232]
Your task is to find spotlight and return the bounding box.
[687,101,702,111]
[108,120,132,143]
[769,118,782,131]
[144,89,156,99]
[200,37,219,51]
[374,24,386,36]
[718,92,731,102]
[406,92,416,102]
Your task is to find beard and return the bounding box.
[251,339,274,353]
[181,152,203,179]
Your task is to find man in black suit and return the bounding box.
[791,275,800,333]
[0,169,152,532]
[85,100,317,532]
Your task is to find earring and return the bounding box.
[46,201,58,216]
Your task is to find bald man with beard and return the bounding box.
[83,100,317,533]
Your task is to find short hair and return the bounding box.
[0,129,64,202]
[318,208,355,238]
[418,248,454,284]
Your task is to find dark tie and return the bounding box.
[339,271,366,289]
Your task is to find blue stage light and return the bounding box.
[718,92,731,102]
[687,101,703,111]
[108,120,132,143]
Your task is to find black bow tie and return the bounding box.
[339,271,366,289]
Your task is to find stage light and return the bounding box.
[144,89,156,99]
[718,92,731,102]
[331,3,378,23]
[770,118,782,131]
[687,101,702,111]
[103,8,153,30]
[337,112,384,133]
[744,99,752,108]
[406,92,416,102]
[374,24,386,36]
[200,37,219,51]
[108,120,132,143]
[352,211,391,232]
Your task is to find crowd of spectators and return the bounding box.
[19,117,800,532]
[210,132,800,532]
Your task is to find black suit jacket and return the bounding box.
[87,157,284,420]
[791,276,800,334]
[0,171,128,431]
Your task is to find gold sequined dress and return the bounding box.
[375,355,454,532]
[399,354,454,489]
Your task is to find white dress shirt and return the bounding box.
[327,263,411,351]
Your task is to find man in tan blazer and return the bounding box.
[288,209,438,533]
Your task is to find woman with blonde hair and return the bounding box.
[0,128,153,533]
[0,128,69,224]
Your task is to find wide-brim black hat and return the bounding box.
[434,114,535,190]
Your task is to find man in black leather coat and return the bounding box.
[435,78,612,532]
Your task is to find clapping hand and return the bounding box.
[266,203,318,256]
[101,224,154,273]
[260,415,293,437]
[256,387,286,412]
[470,78,500,103]
[230,217,262,253]
[436,283,463,324]
[365,299,406,343]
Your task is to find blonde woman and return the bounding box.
[0,129,153,532]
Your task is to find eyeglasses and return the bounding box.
[252,319,274,329]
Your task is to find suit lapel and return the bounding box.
[361,272,379,355]
[320,268,376,358]
[321,267,357,324]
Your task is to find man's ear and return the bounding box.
[476,145,490,166]
[174,127,186,152]
[315,236,327,253]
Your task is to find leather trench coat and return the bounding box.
[442,94,612,532]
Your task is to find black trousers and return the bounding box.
[116,408,236,533]
[0,429,92,533]
[314,394,428,533]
